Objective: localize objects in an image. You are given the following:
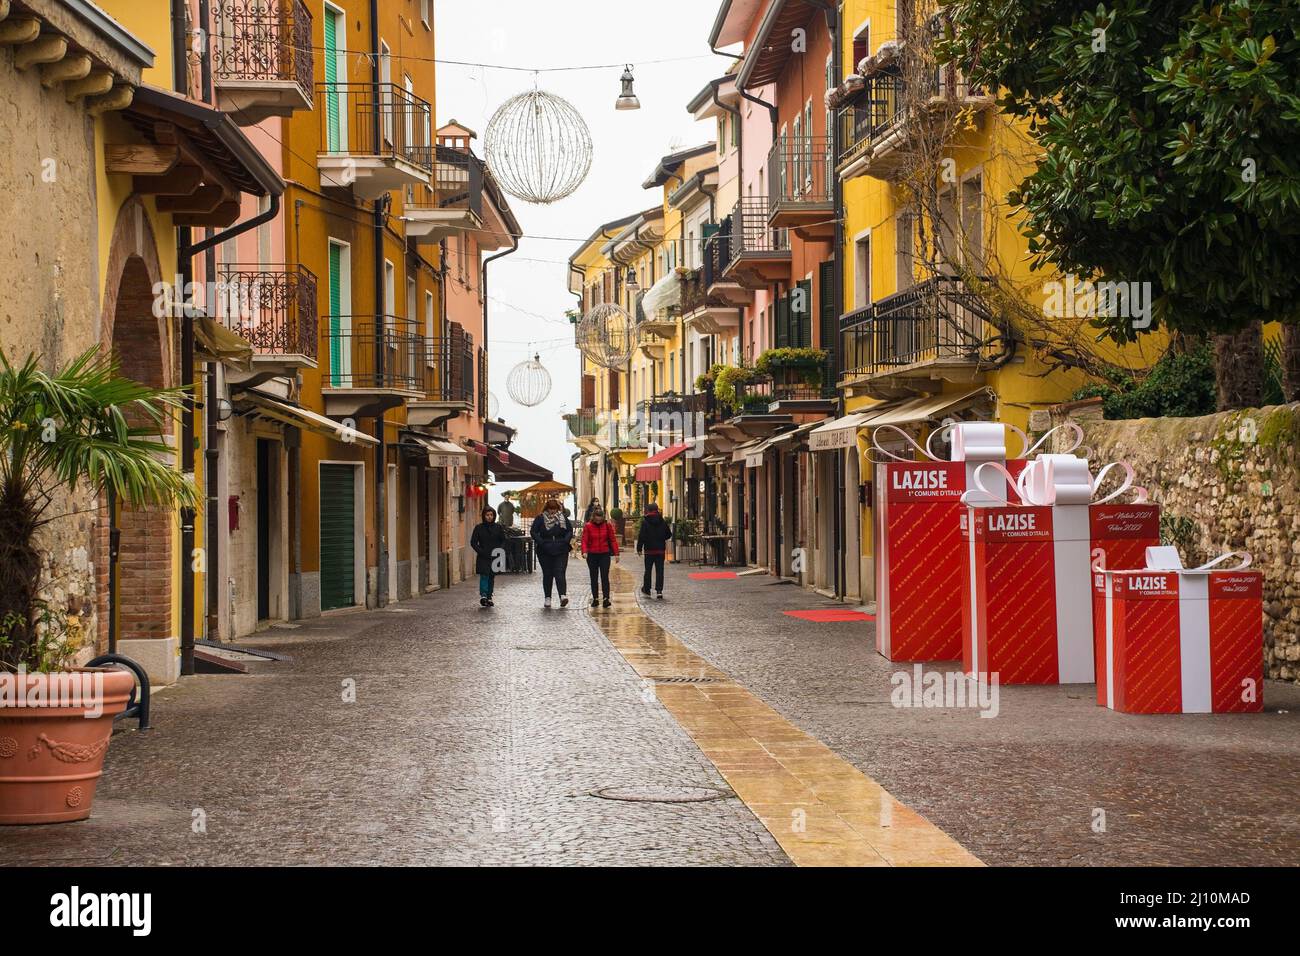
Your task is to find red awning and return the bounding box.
[634,441,692,482]
[465,440,553,482]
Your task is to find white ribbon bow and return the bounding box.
[962,457,1147,507]
[870,420,1084,464]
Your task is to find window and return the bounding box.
[961,174,984,268]
[852,23,870,66]
[420,0,430,28]
[854,233,871,309]
[424,290,435,363]
[718,116,726,154]
[380,42,393,145]
[403,74,414,151]
[896,211,914,290]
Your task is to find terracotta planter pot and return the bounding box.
[0,667,135,825]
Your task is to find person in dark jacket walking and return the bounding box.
[636,502,673,599]
[470,506,508,607]
[530,498,573,608]
[580,507,619,608]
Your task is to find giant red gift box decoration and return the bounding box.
[960,454,1161,684]
[873,422,1069,662]
[1098,547,1263,714]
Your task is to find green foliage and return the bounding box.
[755,347,829,386]
[673,517,700,545]
[0,347,199,671]
[1262,334,1286,406]
[938,0,1300,342]
[0,604,83,674]
[565,308,580,324]
[1070,344,1216,419]
[608,506,623,520]
[1159,512,1203,567]
[712,364,757,411]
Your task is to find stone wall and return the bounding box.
[0,46,103,652]
[1051,399,1300,682]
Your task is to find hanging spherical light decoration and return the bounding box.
[488,390,501,421]
[576,303,638,370]
[483,88,593,204]
[506,353,552,407]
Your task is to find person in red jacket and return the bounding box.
[580,507,620,608]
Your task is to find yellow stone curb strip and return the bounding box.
[591,567,983,867]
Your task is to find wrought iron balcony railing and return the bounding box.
[838,68,988,168]
[729,197,790,263]
[704,218,732,288]
[735,376,832,414]
[679,268,706,315]
[421,330,475,406]
[839,275,994,378]
[565,409,604,440]
[216,262,318,359]
[214,0,314,100]
[317,82,434,171]
[767,134,834,218]
[408,144,484,218]
[322,315,424,391]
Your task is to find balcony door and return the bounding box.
[328,239,351,386]
[323,4,346,152]
[380,42,393,146]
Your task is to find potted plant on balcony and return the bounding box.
[756,347,829,385]
[0,348,197,824]
[712,364,758,413]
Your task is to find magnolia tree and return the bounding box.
[937,0,1300,408]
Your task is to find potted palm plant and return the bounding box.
[0,348,197,824]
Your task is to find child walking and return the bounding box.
[470,506,507,607]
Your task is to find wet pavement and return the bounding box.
[2,561,1295,866]
[640,564,1300,866]
[0,570,785,866]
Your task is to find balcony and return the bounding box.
[216,263,318,384]
[213,0,313,124]
[766,135,835,237]
[407,330,477,427]
[317,82,433,199]
[736,376,834,414]
[839,275,997,396]
[405,145,484,243]
[722,198,791,290]
[564,408,605,443]
[703,220,751,306]
[837,67,994,182]
[679,267,740,335]
[320,315,425,417]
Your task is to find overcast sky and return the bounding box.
[434,0,732,505]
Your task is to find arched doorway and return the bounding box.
[96,198,173,656]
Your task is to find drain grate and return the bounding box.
[591,785,733,804]
[652,675,724,684]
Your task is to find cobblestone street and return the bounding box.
[2,563,1297,866]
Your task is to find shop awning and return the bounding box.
[236,389,378,445]
[195,317,253,370]
[731,438,764,464]
[768,420,822,451]
[634,441,692,482]
[862,388,994,430]
[809,411,880,451]
[465,440,553,482]
[401,433,467,468]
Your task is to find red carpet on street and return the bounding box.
[783,609,875,623]
[689,571,738,580]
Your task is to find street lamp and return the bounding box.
[615,66,640,111]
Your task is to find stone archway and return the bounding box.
[94,197,174,654]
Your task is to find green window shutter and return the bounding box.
[819,261,837,390]
[797,278,813,348]
[319,464,355,611]
[776,295,790,348]
[324,12,341,151]
[328,243,342,386]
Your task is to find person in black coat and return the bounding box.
[470,506,508,607]
[636,502,674,598]
[529,498,574,608]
